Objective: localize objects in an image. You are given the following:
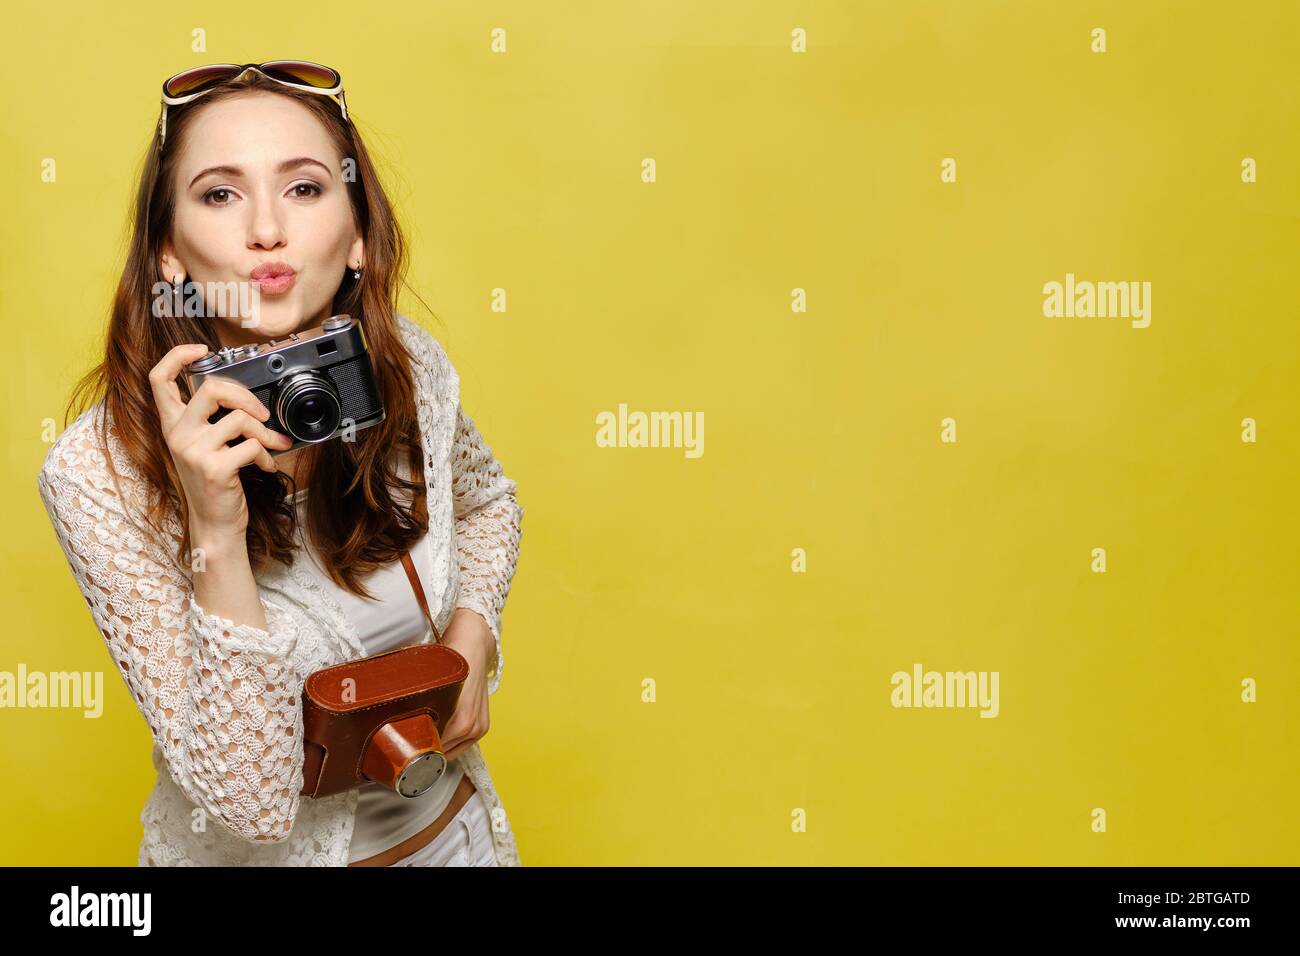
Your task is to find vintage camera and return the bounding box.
[183,315,384,454]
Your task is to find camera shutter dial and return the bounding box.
[187,353,223,373]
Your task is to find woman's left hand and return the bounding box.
[437,608,496,761]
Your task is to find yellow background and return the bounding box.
[2,1,1296,865]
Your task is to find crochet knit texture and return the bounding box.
[37,314,523,866]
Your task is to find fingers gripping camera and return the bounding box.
[183,315,386,453]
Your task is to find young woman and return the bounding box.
[35,62,523,866]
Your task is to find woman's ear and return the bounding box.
[348,235,364,271]
[158,240,186,284]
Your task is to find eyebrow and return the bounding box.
[188,157,334,189]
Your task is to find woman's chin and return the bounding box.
[223,305,317,342]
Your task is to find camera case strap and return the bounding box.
[299,551,469,800]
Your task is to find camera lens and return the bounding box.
[275,372,342,443]
[298,397,325,427]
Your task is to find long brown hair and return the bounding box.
[65,70,434,598]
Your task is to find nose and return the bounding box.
[246,196,287,252]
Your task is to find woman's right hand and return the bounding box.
[149,343,295,540]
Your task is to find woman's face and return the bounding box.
[159,91,362,347]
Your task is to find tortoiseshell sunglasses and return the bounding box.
[158,60,347,148]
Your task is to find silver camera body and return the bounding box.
[183,315,385,455]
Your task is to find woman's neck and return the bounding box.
[277,446,308,491]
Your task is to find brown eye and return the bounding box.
[291,182,322,199]
[203,187,235,206]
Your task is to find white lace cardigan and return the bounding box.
[36,313,524,866]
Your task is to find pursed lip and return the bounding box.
[251,261,296,280]
[250,261,297,295]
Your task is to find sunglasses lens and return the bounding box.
[164,65,242,97]
[261,61,340,89]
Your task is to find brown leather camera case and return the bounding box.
[298,552,469,799]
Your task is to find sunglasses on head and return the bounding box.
[157,61,348,148]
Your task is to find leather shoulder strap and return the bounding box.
[400,551,440,642]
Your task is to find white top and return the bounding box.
[36,313,523,866]
[288,486,467,863]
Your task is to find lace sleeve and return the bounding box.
[36,423,308,844]
[450,402,524,697]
